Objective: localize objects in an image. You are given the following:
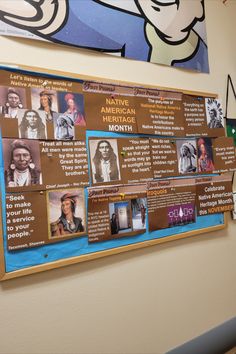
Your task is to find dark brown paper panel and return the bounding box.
[88,191,147,243]
[150,138,178,178]
[183,95,209,137]
[118,138,153,184]
[212,137,236,172]
[0,118,19,138]
[1,69,83,94]
[84,92,138,133]
[6,191,48,251]
[136,96,184,137]
[40,140,89,189]
[6,188,87,251]
[196,180,234,216]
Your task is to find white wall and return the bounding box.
[0,1,236,353]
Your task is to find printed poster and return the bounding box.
[147,179,196,231]
[196,175,234,216]
[88,184,147,242]
[183,96,225,137]
[0,0,209,73]
[88,137,153,186]
[2,138,89,192]
[6,188,87,251]
[0,69,86,141]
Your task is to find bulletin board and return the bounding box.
[0,64,233,281]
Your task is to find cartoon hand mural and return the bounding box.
[135,0,204,44]
[0,0,209,72]
[0,0,68,36]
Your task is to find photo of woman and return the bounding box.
[63,93,86,126]
[31,88,58,122]
[48,189,86,238]
[197,138,215,172]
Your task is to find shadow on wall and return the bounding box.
[166,316,236,354]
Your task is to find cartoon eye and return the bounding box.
[0,0,68,36]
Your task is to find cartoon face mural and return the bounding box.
[0,0,209,72]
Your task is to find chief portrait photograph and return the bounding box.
[89,139,121,184]
[0,86,26,118]
[176,139,197,174]
[205,98,224,129]
[53,113,75,140]
[3,138,42,188]
[18,109,47,140]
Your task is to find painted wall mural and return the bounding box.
[0,0,209,73]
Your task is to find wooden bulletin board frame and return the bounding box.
[0,63,227,281]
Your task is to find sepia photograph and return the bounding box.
[205,98,224,129]
[18,109,47,139]
[176,139,197,174]
[53,113,75,140]
[0,86,27,118]
[89,139,121,184]
[3,138,42,188]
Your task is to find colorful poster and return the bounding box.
[147,179,196,231]
[0,0,209,73]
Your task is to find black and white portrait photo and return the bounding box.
[18,109,47,139]
[3,138,42,188]
[53,113,75,140]
[205,98,224,129]
[0,86,26,118]
[176,139,197,174]
[89,139,121,184]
